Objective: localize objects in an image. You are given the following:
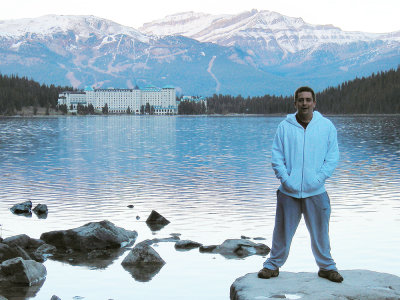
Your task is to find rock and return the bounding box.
[141,236,180,246]
[216,239,270,258]
[2,234,44,249]
[174,240,203,250]
[253,237,266,241]
[10,201,32,215]
[0,243,23,263]
[230,270,400,300]
[121,241,165,266]
[127,205,134,208]
[33,204,48,217]
[2,234,52,262]
[32,244,57,262]
[121,242,165,282]
[50,295,61,300]
[145,210,170,231]
[241,235,251,240]
[199,245,218,253]
[0,257,46,286]
[40,220,138,252]
[136,216,140,220]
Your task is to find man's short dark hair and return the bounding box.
[294,86,316,102]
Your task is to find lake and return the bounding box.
[0,115,399,299]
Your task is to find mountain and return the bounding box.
[0,12,399,96]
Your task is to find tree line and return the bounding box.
[179,66,400,115]
[0,74,73,115]
[2,66,399,116]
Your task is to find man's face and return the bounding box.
[295,91,316,120]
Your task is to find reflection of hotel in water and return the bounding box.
[58,85,177,115]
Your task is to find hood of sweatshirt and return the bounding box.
[285,111,323,128]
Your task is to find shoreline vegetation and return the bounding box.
[1,66,399,116]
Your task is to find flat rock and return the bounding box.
[175,240,203,250]
[40,220,138,252]
[217,239,270,258]
[230,270,400,300]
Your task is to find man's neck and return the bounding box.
[296,114,312,129]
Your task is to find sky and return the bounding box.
[1,0,399,33]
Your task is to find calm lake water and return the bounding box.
[0,115,399,300]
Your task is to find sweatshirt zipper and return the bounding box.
[300,127,306,198]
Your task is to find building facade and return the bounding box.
[58,85,177,115]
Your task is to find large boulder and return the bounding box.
[40,220,138,252]
[215,239,270,258]
[230,270,400,300]
[0,257,46,286]
[145,210,170,231]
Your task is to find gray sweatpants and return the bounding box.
[263,190,337,271]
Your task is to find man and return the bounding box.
[258,86,343,283]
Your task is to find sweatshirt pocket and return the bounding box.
[282,169,301,193]
[302,168,324,193]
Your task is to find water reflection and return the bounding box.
[0,115,399,299]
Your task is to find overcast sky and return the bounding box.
[1,0,399,33]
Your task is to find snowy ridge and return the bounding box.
[0,14,149,43]
[139,9,398,53]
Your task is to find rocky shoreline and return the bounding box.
[3,201,400,300]
[1,202,270,299]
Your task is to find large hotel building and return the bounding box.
[58,85,177,115]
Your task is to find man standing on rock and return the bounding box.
[258,86,343,283]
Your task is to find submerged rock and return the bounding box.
[40,220,138,252]
[145,210,170,231]
[230,270,400,300]
[199,245,218,253]
[50,296,61,300]
[0,257,46,286]
[175,240,203,250]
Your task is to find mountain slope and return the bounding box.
[0,13,399,96]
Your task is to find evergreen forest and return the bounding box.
[179,66,400,115]
[0,74,73,115]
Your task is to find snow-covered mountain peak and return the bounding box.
[0,14,148,42]
[139,9,390,53]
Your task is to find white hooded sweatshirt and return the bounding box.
[271,111,339,198]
